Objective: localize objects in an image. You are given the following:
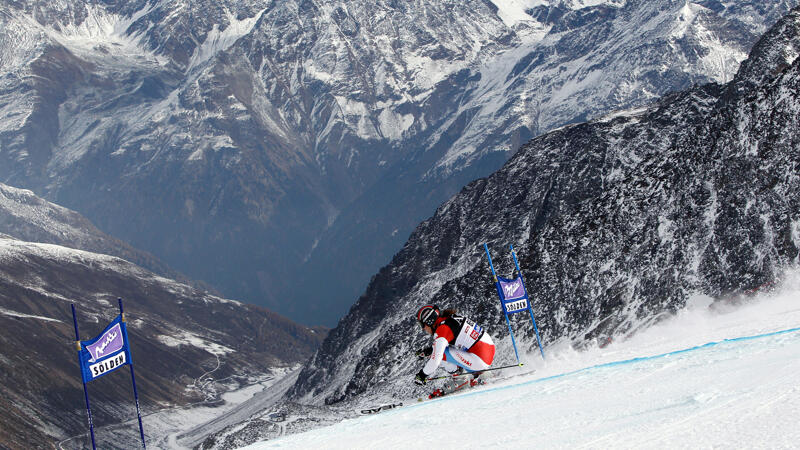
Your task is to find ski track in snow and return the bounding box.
[241,274,800,449]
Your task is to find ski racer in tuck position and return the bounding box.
[414,305,495,395]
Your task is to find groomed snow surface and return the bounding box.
[244,272,800,449]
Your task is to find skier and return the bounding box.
[414,304,495,395]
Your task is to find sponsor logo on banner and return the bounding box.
[501,279,524,299]
[86,323,124,362]
[505,299,528,312]
[89,350,126,379]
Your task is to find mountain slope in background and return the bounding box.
[1,0,796,326]
[0,234,325,448]
[0,181,205,287]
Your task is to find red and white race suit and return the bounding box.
[422,315,495,376]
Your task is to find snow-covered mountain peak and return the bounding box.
[187,7,264,71]
[0,182,82,236]
[48,4,147,46]
[428,0,758,176]
[0,4,165,99]
[1,0,796,330]
[489,0,549,30]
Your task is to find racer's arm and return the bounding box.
[422,336,449,376]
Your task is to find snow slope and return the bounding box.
[242,272,800,449]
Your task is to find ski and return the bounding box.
[424,377,484,400]
[417,374,486,402]
[358,364,527,414]
[425,362,525,381]
[422,363,531,400]
[357,377,482,415]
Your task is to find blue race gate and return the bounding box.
[71,298,146,449]
[484,243,545,362]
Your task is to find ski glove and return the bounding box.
[415,346,433,360]
[414,369,428,386]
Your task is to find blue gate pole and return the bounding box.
[510,245,545,359]
[484,243,521,364]
[71,304,97,450]
[119,299,146,449]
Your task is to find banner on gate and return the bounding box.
[496,275,531,315]
[484,243,545,361]
[78,315,132,383]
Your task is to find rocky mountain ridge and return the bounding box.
[0,181,203,285]
[1,0,796,325]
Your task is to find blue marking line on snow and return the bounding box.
[400,325,800,411]
[532,325,800,383]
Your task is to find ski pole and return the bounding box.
[426,362,525,381]
[119,299,146,449]
[71,304,97,450]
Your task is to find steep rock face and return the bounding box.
[286,6,800,407]
[0,235,326,449]
[0,0,797,326]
